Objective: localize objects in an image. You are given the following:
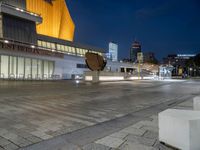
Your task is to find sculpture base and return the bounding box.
[84,71,125,83]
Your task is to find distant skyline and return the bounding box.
[67,0,200,61]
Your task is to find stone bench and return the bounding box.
[159,109,200,150]
[193,96,200,110]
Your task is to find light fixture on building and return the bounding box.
[31,45,35,48]
[4,40,9,43]
[16,8,20,11]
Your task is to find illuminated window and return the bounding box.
[46,42,51,49]
[72,47,76,53]
[51,43,56,49]
[38,40,42,47]
[64,46,68,52]
[68,47,72,53]
[57,44,61,51]
[83,49,87,55]
[76,48,80,55]
[42,41,47,48]
[61,45,65,51]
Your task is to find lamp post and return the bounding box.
[137,52,143,80]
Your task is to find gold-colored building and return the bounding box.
[26,0,75,41]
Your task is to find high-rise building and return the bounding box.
[108,42,118,61]
[130,40,142,62]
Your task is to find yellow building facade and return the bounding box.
[26,0,75,41]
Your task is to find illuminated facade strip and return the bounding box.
[26,0,75,41]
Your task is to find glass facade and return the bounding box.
[37,40,103,57]
[0,55,54,79]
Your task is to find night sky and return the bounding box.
[67,0,200,61]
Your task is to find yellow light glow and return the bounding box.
[26,0,75,41]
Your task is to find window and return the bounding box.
[43,60,49,78]
[51,43,56,49]
[38,40,42,47]
[41,41,47,48]
[1,55,9,78]
[17,57,24,78]
[0,55,54,79]
[61,45,65,51]
[38,60,43,78]
[25,58,31,79]
[72,47,76,54]
[49,62,54,76]
[77,64,88,69]
[64,46,68,52]
[32,59,37,79]
[9,56,17,77]
[46,42,51,49]
[76,48,81,55]
[57,44,61,51]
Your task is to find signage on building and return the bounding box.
[0,41,64,58]
[177,54,196,57]
[137,52,143,63]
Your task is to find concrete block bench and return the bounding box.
[159,109,200,150]
[193,96,200,110]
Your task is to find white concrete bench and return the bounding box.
[159,109,200,150]
[193,96,200,110]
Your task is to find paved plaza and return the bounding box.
[0,79,199,150]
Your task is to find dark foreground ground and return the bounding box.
[0,79,199,150]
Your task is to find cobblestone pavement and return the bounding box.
[0,79,199,150]
[91,100,193,150]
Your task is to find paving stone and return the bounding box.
[40,135,53,140]
[0,147,5,150]
[124,134,156,146]
[153,140,175,150]
[140,120,158,128]
[120,127,146,136]
[109,131,128,139]
[119,141,157,150]
[11,137,33,147]
[12,124,26,129]
[0,137,11,146]
[143,131,158,139]
[82,143,111,150]
[3,143,19,150]
[3,133,18,140]
[141,125,158,133]
[25,136,43,144]
[0,129,9,136]
[129,121,145,129]
[16,131,33,138]
[95,136,124,148]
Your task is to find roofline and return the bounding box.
[37,34,106,53]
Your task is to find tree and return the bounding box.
[194,54,200,67]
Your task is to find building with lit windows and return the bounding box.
[108,42,118,62]
[163,54,196,76]
[130,40,142,62]
[0,0,133,80]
